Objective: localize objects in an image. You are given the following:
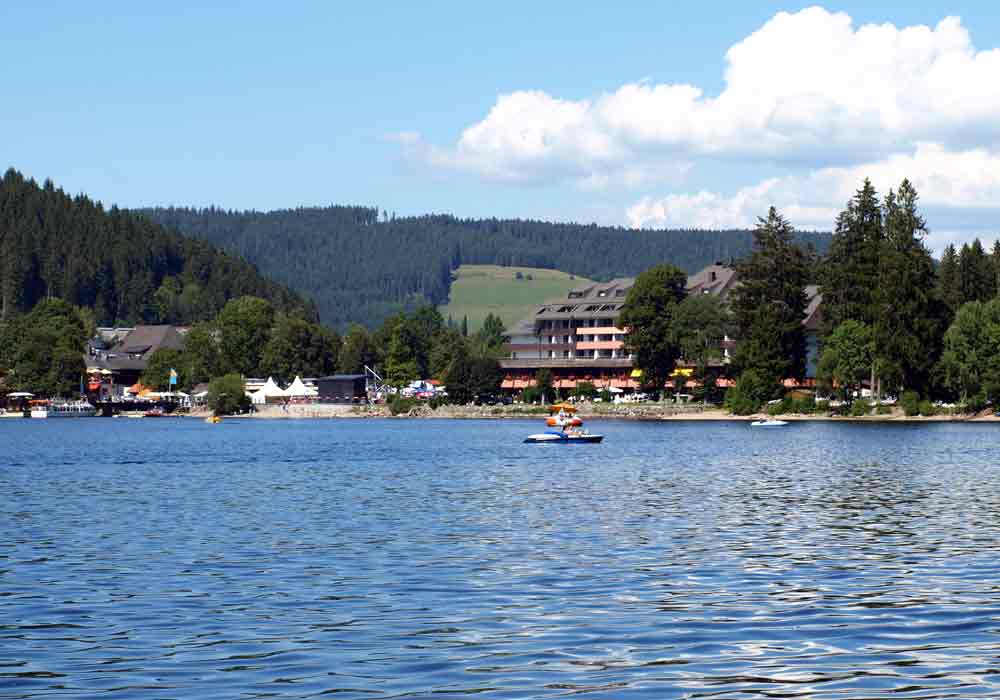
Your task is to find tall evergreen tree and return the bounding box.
[820,179,883,331]
[959,239,993,303]
[731,207,811,385]
[873,180,942,391]
[938,244,962,314]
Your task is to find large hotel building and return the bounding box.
[499,263,821,393]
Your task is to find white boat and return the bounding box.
[30,400,99,418]
[750,419,788,427]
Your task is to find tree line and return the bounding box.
[0,169,315,327]
[621,177,1000,414]
[138,301,506,411]
[142,205,831,329]
[0,290,507,410]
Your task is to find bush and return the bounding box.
[918,400,937,417]
[850,400,872,417]
[725,370,779,415]
[574,381,598,400]
[876,404,892,415]
[388,394,417,415]
[815,400,830,413]
[599,389,612,403]
[900,390,920,417]
[207,373,251,415]
[521,386,541,404]
[794,395,816,414]
[963,392,989,413]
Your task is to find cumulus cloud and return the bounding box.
[626,143,1000,241]
[406,7,1000,183]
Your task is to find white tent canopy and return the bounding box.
[285,375,317,397]
[249,376,290,405]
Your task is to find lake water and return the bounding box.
[3,418,1000,699]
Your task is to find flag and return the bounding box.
[169,368,178,386]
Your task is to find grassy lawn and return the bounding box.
[439,264,592,332]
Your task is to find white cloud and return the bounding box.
[627,143,1000,245]
[406,7,1000,183]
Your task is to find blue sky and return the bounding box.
[3,2,1000,247]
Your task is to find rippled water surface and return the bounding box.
[4,418,1000,699]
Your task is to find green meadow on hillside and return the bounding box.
[439,265,593,332]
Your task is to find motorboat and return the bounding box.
[524,430,603,444]
[525,404,604,443]
[750,419,788,427]
[30,399,98,418]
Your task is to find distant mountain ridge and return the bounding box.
[143,205,832,329]
[0,170,316,325]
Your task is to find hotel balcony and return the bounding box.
[573,326,625,336]
[575,340,624,351]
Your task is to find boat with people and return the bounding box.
[524,404,604,444]
[29,399,98,418]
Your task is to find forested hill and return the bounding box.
[143,206,832,329]
[0,170,316,326]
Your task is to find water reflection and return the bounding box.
[3,419,1000,698]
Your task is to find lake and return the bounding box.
[3,418,1000,699]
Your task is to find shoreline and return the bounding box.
[186,404,1000,423]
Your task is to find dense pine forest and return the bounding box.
[142,206,832,328]
[0,170,315,325]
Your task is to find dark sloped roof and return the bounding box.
[114,326,185,357]
[686,264,737,298]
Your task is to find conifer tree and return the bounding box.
[959,239,993,303]
[730,207,810,387]
[820,179,883,331]
[938,244,962,314]
[873,180,942,391]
